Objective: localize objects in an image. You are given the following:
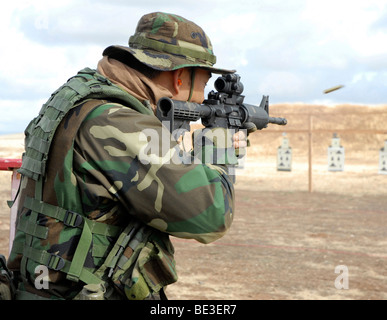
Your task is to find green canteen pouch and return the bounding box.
[109,228,177,300]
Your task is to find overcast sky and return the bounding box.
[1,0,387,134]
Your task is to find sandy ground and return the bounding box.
[0,130,386,300]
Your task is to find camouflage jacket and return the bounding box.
[8,69,235,299]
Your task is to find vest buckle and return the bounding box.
[63,210,83,228]
[47,253,65,271]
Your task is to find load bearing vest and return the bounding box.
[19,68,152,181]
[12,68,153,289]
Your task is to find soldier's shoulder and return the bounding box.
[84,101,141,122]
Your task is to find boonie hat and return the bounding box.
[103,12,235,74]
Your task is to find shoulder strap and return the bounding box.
[18,68,153,181]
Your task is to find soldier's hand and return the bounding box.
[233,130,247,149]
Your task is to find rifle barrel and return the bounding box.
[268,117,287,125]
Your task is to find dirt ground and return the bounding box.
[0,127,386,300]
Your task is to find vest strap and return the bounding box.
[23,197,122,237]
[21,245,102,285]
[16,218,48,239]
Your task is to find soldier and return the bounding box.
[5,12,244,300]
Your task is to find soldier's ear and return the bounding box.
[172,69,185,94]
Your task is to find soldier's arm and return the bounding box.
[74,104,234,244]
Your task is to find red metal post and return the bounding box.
[0,158,22,254]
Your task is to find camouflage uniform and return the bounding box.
[7,12,236,300]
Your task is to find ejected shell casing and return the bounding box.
[323,85,344,94]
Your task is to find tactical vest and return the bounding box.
[9,68,177,300]
[19,67,152,181]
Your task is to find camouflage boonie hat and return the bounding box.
[103,12,235,74]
